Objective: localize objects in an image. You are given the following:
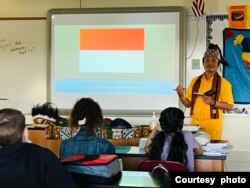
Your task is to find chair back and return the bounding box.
[138,160,188,172]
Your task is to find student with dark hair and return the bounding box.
[60,97,115,160]
[144,107,203,172]
[176,43,234,140]
[0,108,77,188]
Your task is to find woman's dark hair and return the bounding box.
[69,97,103,133]
[149,107,188,165]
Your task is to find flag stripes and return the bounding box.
[80,28,144,50]
[79,28,145,73]
[192,0,205,17]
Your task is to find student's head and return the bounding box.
[0,108,25,147]
[159,107,184,134]
[69,97,103,133]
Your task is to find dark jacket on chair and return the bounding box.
[0,142,77,188]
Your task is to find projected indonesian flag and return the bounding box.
[79,28,145,73]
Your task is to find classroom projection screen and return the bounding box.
[48,7,186,115]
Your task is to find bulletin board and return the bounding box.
[0,18,47,114]
[206,14,250,114]
[206,14,228,49]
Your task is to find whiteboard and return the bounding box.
[48,7,186,116]
[0,18,47,114]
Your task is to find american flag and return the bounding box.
[192,0,205,17]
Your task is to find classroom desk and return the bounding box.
[27,127,141,158]
[28,128,227,172]
[28,127,61,157]
[73,171,163,188]
[115,146,227,172]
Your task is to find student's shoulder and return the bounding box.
[182,131,193,136]
[23,143,56,156]
[96,137,115,149]
[23,142,46,149]
[97,137,113,144]
[182,131,195,139]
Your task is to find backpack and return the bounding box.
[61,154,122,185]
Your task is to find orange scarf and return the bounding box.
[190,72,221,119]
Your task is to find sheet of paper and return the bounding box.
[193,92,204,96]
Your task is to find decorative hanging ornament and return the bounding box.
[192,0,205,17]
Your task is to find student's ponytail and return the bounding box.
[167,131,188,165]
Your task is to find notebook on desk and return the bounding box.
[206,140,229,148]
[202,144,232,156]
[183,124,200,132]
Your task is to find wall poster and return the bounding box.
[223,28,250,114]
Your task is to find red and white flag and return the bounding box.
[79,28,144,73]
[192,0,205,17]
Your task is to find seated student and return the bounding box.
[144,107,203,171]
[0,108,77,188]
[60,97,115,160]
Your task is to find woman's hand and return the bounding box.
[176,85,185,97]
[203,96,215,106]
[144,125,161,153]
[152,124,162,131]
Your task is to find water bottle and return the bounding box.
[149,112,159,130]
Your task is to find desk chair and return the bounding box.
[138,160,186,188]
[137,160,188,172]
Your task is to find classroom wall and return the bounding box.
[1,0,250,171]
[1,0,250,17]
